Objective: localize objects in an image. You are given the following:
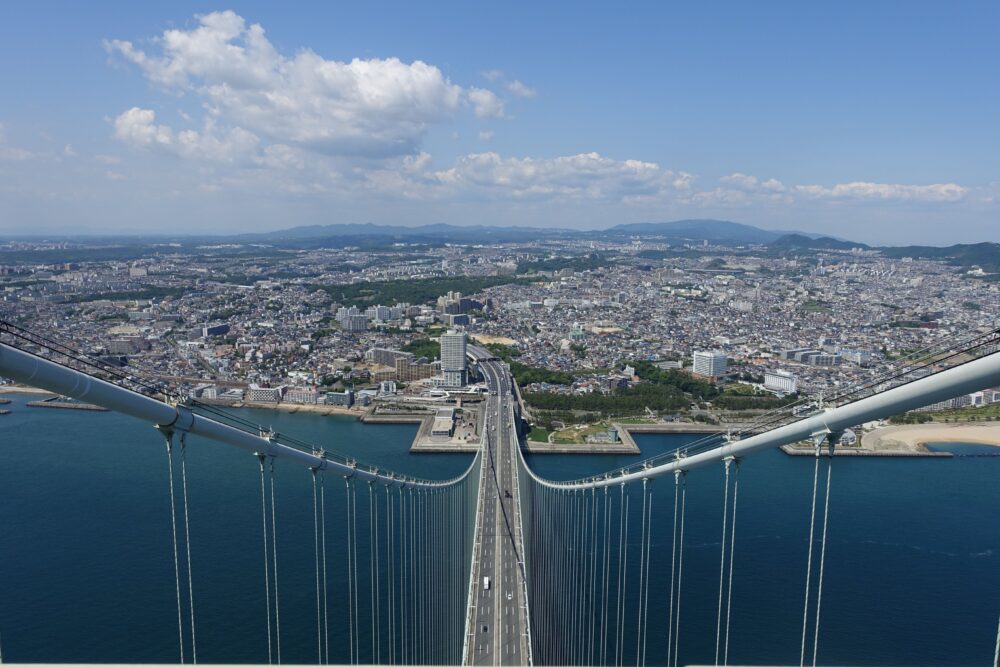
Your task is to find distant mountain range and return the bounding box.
[4,219,997,274]
[239,219,835,247]
[238,219,998,274]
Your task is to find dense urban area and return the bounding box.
[2,231,999,442]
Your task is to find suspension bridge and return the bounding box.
[1,319,999,666]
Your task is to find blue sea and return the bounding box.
[0,394,997,666]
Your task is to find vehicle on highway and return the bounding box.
[483,576,491,590]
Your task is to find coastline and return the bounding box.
[0,385,57,396]
[861,423,1000,451]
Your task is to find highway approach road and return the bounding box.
[466,354,531,666]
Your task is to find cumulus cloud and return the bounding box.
[795,181,968,202]
[709,173,966,205]
[401,151,691,202]
[467,88,505,118]
[105,11,500,157]
[506,80,536,98]
[721,172,786,192]
[112,106,266,164]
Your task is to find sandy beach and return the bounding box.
[0,385,56,396]
[862,423,1000,451]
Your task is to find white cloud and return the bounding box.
[401,151,690,202]
[467,88,505,119]
[794,181,968,202]
[481,69,504,82]
[113,107,173,148]
[112,106,269,164]
[105,11,501,158]
[720,172,760,189]
[479,130,495,142]
[721,172,786,192]
[506,80,536,98]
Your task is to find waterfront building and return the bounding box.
[440,330,468,387]
[395,357,439,382]
[324,388,354,407]
[248,384,283,403]
[431,407,456,437]
[284,386,319,404]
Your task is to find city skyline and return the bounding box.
[1,1,999,244]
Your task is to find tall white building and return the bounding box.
[692,350,728,378]
[440,330,468,387]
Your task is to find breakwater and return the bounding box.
[26,399,107,411]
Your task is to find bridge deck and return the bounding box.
[465,357,531,665]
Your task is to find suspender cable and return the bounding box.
[312,470,322,665]
[993,615,999,667]
[723,460,740,666]
[614,485,625,667]
[640,481,653,667]
[165,435,186,664]
[320,473,330,665]
[375,485,382,665]
[368,482,378,664]
[811,453,834,667]
[601,486,611,666]
[386,485,394,666]
[800,447,822,667]
[590,486,599,667]
[397,488,404,665]
[616,485,630,666]
[672,472,687,667]
[636,479,649,666]
[666,471,680,667]
[269,459,282,665]
[259,456,273,665]
[715,458,733,666]
[345,479,356,665]
[179,437,197,664]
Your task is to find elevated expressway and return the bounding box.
[464,346,532,665]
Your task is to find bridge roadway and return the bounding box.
[465,353,531,665]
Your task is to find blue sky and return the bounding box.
[1,1,997,244]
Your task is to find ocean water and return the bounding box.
[0,394,997,666]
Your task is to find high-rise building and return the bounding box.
[692,350,728,378]
[440,330,468,387]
